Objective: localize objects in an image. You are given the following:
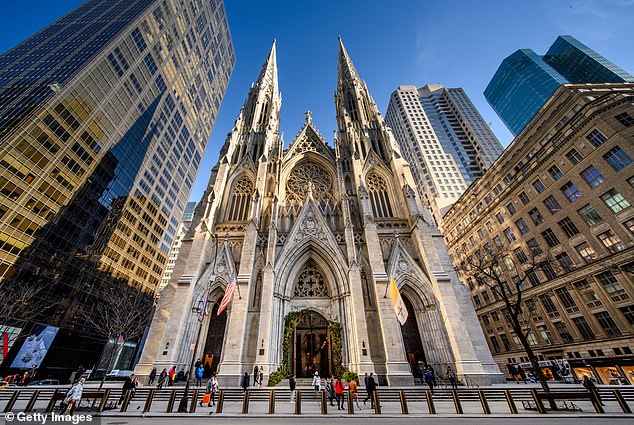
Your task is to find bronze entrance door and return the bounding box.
[292,311,332,378]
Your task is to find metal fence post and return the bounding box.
[504,390,518,414]
[166,389,176,413]
[189,389,198,413]
[425,389,436,414]
[268,390,275,414]
[613,390,631,414]
[142,389,154,413]
[478,389,491,414]
[399,390,408,414]
[373,390,381,414]
[294,389,301,415]
[99,389,111,413]
[347,389,354,415]
[321,389,327,414]
[215,390,224,414]
[530,389,546,414]
[451,389,463,414]
[241,390,249,414]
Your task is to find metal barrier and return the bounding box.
[241,390,249,414]
[425,389,436,414]
[614,390,631,414]
[478,389,490,414]
[268,390,275,414]
[399,390,408,414]
[294,389,301,414]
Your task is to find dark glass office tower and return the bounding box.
[0,0,234,378]
[485,35,634,136]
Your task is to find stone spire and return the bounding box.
[338,36,360,85]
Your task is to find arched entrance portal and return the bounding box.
[400,295,426,372]
[201,299,227,377]
[292,310,333,378]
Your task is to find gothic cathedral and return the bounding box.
[136,39,503,385]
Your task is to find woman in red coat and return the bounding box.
[334,377,345,410]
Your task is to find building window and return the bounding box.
[367,172,393,218]
[506,202,517,215]
[548,165,564,181]
[575,242,597,264]
[585,129,607,148]
[515,218,529,235]
[577,204,602,226]
[227,176,254,221]
[620,305,634,326]
[561,181,582,202]
[543,195,562,213]
[541,228,560,247]
[594,311,621,337]
[533,179,546,193]
[601,188,630,213]
[572,316,596,341]
[624,218,634,235]
[540,294,558,314]
[565,148,583,165]
[500,334,511,351]
[514,247,528,263]
[473,294,481,307]
[538,325,553,344]
[556,252,575,272]
[603,146,632,171]
[541,263,558,279]
[496,212,505,224]
[596,271,624,295]
[518,192,530,205]
[615,112,634,127]
[580,165,605,188]
[527,238,543,255]
[529,207,544,224]
[493,235,504,248]
[597,230,625,253]
[558,217,579,237]
[554,321,574,343]
[556,287,577,309]
[526,270,541,286]
[489,336,501,353]
[504,227,516,243]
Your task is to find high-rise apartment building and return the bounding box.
[0,0,234,377]
[444,82,634,383]
[386,84,504,227]
[485,35,634,136]
[160,201,196,290]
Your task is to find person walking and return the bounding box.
[326,377,335,406]
[60,378,84,415]
[582,375,604,406]
[312,371,321,394]
[157,369,168,389]
[118,373,138,406]
[168,366,176,386]
[348,377,361,410]
[241,372,250,393]
[424,366,435,394]
[335,377,345,410]
[148,368,157,385]
[201,375,214,407]
[289,375,296,403]
[210,373,219,407]
[446,366,458,390]
[253,365,259,386]
[196,365,204,387]
[258,366,264,388]
[364,373,377,408]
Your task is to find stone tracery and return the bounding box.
[294,260,329,297]
[285,162,335,205]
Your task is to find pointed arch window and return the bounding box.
[228,176,254,221]
[294,261,329,297]
[367,172,393,218]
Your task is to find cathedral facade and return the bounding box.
[136,40,504,386]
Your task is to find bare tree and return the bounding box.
[0,281,49,343]
[458,244,562,408]
[78,285,154,389]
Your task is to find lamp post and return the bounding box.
[177,233,218,413]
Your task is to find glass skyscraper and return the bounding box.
[0,0,234,378]
[485,35,634,136]
[385,84,503,227]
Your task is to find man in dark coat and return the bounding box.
[241,372,250,392]
[364,373,377,408]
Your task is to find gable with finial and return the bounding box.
[386,236,433,293]
[284,111,335,161]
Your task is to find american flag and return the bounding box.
[217,271,236,315]
[198,286,210,322]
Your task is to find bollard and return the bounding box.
[425,389,436,414]
[451,389,463,414]
[166,389,177,413]
[589,390,605,414]
[399,390,408,415]
[242,390,250,414]
[504,390,518,414]
[530,389,546,414]
[24,390,40,413]
[613,390,631,414]
[321,389,327,414]
[373,390,381,414]
[143,389,154,413]
[45,390,59,413]
[294,389,301,414]
[189,389,199,413]
[268,390,275,414]
[347,389,354,415]
[120,390,132,412]
[5,390,20,413]
[478,389,491,414]
[99,389,111,413]
[216,390,224,414]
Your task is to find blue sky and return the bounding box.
[1,1,632,202]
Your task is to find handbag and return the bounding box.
[202,393,211,405]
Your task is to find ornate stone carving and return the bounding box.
[295,210,327,242]
[294,261,329,297]
[285,162,335,205]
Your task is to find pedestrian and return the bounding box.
[148,368,157,385]
[176,368,185,383]
[210,373,219,407]
[348,377,361,410]
[118,373,138,405]
[424,366,435,394]
[518,368,527,384]
[241,372,250,393]
[446,366,458,390]
[507,362,519,384]
[326,377,335,406]
[363,372,376,409]
[157,369,168,389]
[253,364,259,386]
[335,377,345,410]
[258,366,264,388]
[196,365,204,387]
[201,376,213,407]
[582,375,604,406]
[60,378,84,415]
[168,366,176,386]
[312,371,321,394]
[289,375,296,403]
[417,363,425,386]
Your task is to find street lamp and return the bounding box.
[177,233,218,413]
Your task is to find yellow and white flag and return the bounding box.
[389,277,408,325]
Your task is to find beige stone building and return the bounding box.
[443,83,634,384]
[135,40,503,386]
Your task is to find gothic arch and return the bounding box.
[365,170,395,218]
[224,172,255,221]
[280,154,339,206]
